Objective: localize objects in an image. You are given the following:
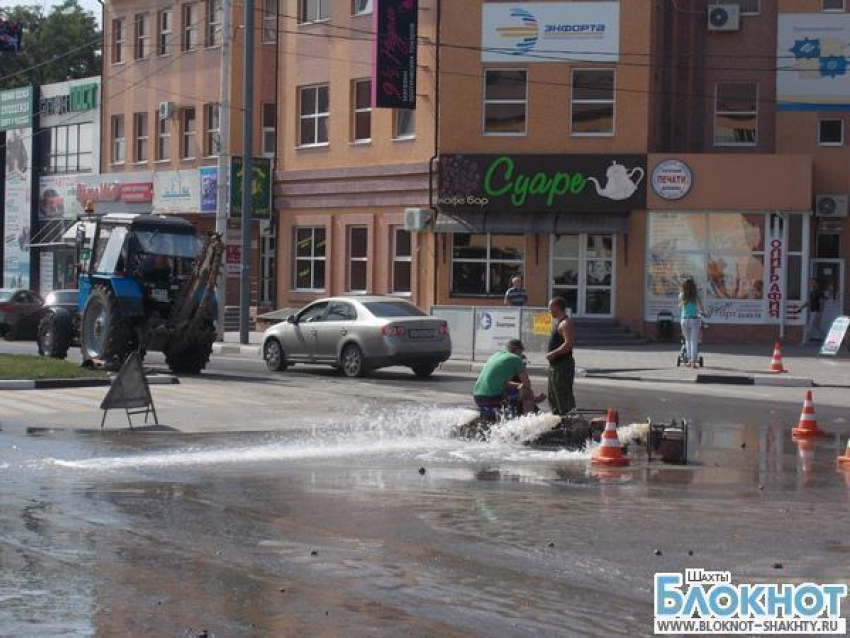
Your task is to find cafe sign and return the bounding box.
[438,154,647,212]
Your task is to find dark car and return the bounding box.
[37,289,80,359]
[0,288,45,340]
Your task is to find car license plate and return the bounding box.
[408,328,436,340]
[151,288,169,302]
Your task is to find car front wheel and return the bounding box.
[341,343,367,378]
[264,338,288,372]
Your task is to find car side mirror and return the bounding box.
[287,314,297,324]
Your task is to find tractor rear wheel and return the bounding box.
[38,312,72,359]
[80,285,133,369]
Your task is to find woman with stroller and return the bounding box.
[679,279,705,368]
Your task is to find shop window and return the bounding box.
[157,113,171,161]
[134,13,149,60]
[262,103,276,156]
[715,82,758,146]
[207,0,222,47]
[262,0,278,43]
[294,227,326,291]
[205,103,221,156]
[40,123,93,174]
[353,0,372,15]
[299,0,330,23]
[483,69,527,135]
[823,0,845,11]
[182,3,199,51]
[818,119,843,146]
[111,114,125,164]
[112,18,125,64]
[133,112,148,163]
[571,69,615,136]
[298,84,329,147]
[394,109,415,139]
[451,234,525,296]
[347,226,369,292]
[352,79,372,142]
[157,9,172,55]
[181,107,196,159]
[392,227,412,294]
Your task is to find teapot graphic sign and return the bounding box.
[439,154,647,212]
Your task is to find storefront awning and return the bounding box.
[26,218,79,249]
[433,211,630,234]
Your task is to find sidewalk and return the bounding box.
[215,332,848,388]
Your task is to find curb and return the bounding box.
[696,373,814,387]
[0,373,179,391]
[213,343,262,356]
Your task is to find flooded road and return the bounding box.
[2,404,849,637]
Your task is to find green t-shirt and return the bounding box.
[473,351,525,397]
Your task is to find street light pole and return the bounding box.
[215,0,232,342]
[240,0,255,345]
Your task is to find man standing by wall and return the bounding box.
[503,276,527,306]
[546,296,575,415]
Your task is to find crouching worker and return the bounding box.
[472,339,542,420]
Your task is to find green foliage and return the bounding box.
[0,0,101,91]
[0,354,106,380]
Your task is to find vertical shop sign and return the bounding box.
[372,0,418,109]
[767,214,785,321]
[2,86,34,288]
[200,166,218,213]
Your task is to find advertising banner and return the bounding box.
[439,154,647,213]
[372,0,418,108]
[200,166,218,214]
[777,13,850,110]
[474,308,521,355]
[75,172,153,213]
[819,315,850,356]
[4,126,33,288]
[482,2,619,63]
[153,169,200,214]
[0,86,32,131]
[230,157,271,218]
[39,175,86,220]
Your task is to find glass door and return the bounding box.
[551,234,615,317]
[811,259,845,330]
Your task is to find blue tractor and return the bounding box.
[37,213,224,374]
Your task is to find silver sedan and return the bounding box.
[262,296,452,377]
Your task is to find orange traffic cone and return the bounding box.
[795,439,816,474]
[792,390,827,439]
[591,408,630,467]
[837,438,850,469]
[769,342,787,373]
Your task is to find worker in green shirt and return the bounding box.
[473,339,542,419]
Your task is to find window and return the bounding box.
[262,0,278,42]
[327,301,357,321]
[182,4,199,51]
[571,69,615,136]
[823,0,845,10]
[299,0,330,23]
[111,114,125,164]
[294,227,326,291]
[451,234,525,296]
[394,109,415,139]
[205,103,220,156]
[112,18,125,64]
[352,79,371,142]
[299,84,329,146]
[39,123,94,174]
[157,9,172,55]
[134,112,148,163]
[734,0,759,14]
[347,226,369,292]
[134,13,149,59]
[352,0,372,15]
[262,103,276,156]
[715,82,758,146]
[207,0,222,47]
[181,107,196,159]
[819,119,843,146]
[483,69,526,135]
[392,228,412,294]
[157,114,171,160]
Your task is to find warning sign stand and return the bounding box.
[100,351,159,429]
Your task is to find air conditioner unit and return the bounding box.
[404,208,432,232]
[707,4,740,32]
[815,194,849,218]
[158,101,176,119]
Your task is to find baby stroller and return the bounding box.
[676,319,707,368]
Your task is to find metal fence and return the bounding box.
[431,306,561,365]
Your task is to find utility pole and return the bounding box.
[215,0,232,342]
[240,0,255,345]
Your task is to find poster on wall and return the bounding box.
[373,0,418,108]
[4,127,33,289]
[474,308,520,355]
[777,13,850,110]
[153,170,200,214]
[39,175,86,220]
[481,2,620,63]
[200,166,218,214]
